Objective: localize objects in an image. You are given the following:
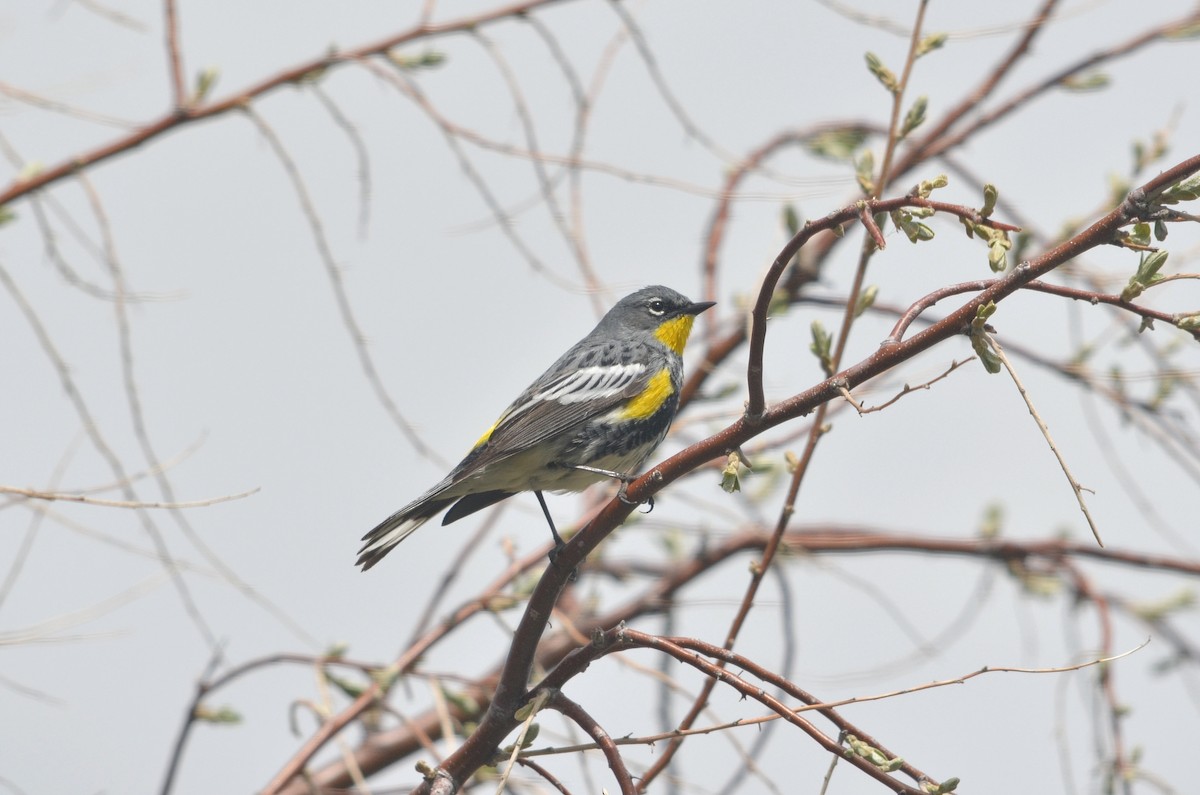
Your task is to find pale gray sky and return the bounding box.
[2,1,1199,793]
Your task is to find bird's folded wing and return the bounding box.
[456,359,652,473]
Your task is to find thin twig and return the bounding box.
[495,690,552,794]
[1,0,577,207]
[838,357,973,415]
[364,59,583,292]
[163,0,186,107]
[0,81,138,128]
[984,332,1104,546]
[0,440,81,611]
[243,105,444,466]
[524,637,1147,758]
[0,484,259,509]
[71,0,149,31]
[308,83,373,238]
[471,29,599,296]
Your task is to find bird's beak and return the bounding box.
[685,300,716,316]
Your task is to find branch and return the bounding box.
[547,691,634,795]
[0,484,259,510]
[162,0,186,108]
[0,0,576,208]
[982,331,1104,546]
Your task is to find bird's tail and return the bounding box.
[356,492,454,571]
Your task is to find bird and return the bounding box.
[357,285,715,570]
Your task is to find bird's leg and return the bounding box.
[571,465,655,513]
[535,490,566,549]
[535,490,578,581]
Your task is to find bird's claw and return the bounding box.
[616,481,654,514]
[547,542,578,582]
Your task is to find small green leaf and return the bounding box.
[1154,219,1168,241]
[864,52,899,93]
[845,735,897,769]
[324,670,367,699]
[193,704,242,724]
[1160,173,1200,204]
[922,777,961,794]
[1132,131,1168,173]
[1129,222,1152,247]
[988,240,1008,272]
[1060,72,1110,91]
[890,209,913,241]
[1121,249,1168,301]
[783,204,801,236]
[1129,589,1195,622]
[1165,20,1200,39]
[0,205,14,227]
[916,32,948,57]
[1011,231,1032,263]
[719,451,748,494]
[810,320,833,376]
[804,128,868,161]
[766,288,792,318]
[901,95,927,138]
[443,687,482,717]
[970,304,1001,374]
[388,49,446,70]
[17,161,43,181]
[192,66,219,104]
[973,301,997,326]
[855,150,876,196]
[980,183,998,218]
[978,504,1004,539]
[854,285,878,318]
[485,594,520,611]
[1175,313,1200,331]
[916,174,949,198]
[971,334,1002,374]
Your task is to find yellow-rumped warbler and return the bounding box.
[357,285,714,570]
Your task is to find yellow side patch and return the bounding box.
[653,314,696,355]
[473,420,499,449]
[621,369,674,420]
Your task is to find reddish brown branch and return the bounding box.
[515,758,573,794]
[887,278,1200,343]
[744,195,1020,418]
[163,0,186,108]
[906,8,1200,171]
[0,0,573,208]
[541,628,929,793]
[546,691,634,795]
[895,0,1062,174]
[270,521,1200,793]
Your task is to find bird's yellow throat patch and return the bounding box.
[621,368,674,420]
[654,314,697,355]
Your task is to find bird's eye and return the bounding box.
[647,298,666,316]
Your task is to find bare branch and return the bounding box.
[0,484,259,510]
[982,331,1104,546]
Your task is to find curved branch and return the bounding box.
[0,0,575,208]
[546,691,634,795]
